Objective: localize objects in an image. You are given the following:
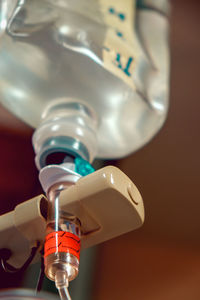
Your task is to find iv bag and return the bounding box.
[0,0,170,159]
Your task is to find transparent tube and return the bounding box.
[44,182,81,300]
[55,270,71,300]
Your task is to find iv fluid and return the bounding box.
[0,0,169,159]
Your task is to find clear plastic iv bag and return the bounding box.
[0,0,170,159]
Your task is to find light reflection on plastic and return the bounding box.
[59,25,71,35]
[110,173,114,184]
[152,101,164,112]
[10,87,26,100]
[73,141,79,150]
[62,43,102,65]
[52,124,59,131]
[76,127,83,136]
[77,117,85,126]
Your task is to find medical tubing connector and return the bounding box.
[55,270,72,300]
[42,166,82,300]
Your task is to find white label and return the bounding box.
[100,0,136,89]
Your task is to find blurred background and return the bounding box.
[0,0,200,299]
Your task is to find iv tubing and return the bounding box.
[55,270,72,300]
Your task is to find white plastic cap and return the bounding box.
[39,163,81,194]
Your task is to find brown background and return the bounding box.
[94,0,200,299]
[0,0,200,299]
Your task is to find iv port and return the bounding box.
[45,252,79,282]
[44,216,81,282]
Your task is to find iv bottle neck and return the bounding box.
[32,98,98,170]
